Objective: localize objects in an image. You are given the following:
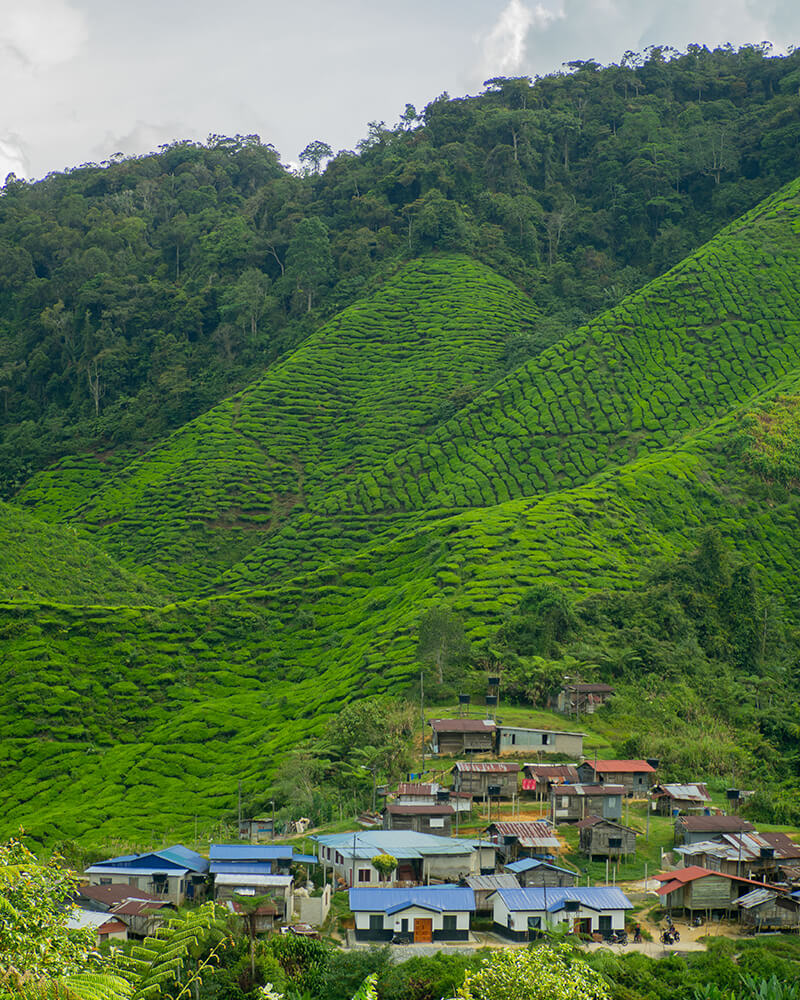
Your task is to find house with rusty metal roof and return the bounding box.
[674,813,756,846]
[452,760,520,798]
[676,831,800,879]
[429,718,496,755]
[577,760,656,796]
[382,802,455,836]
[522,763,579,796]
[391,781,472,813]
[484,821,561,863]
[652,783,712,815]
[550,783,624,823]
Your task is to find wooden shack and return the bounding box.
[655,866,766,917]
[577,760,656,796]
[651,783,711,816]
[429,719,495,755]
[550,783,624,823]
[578,816,637,860]
[555,683,615,715]
[674,814,755,846]
[465,873,520,913]
[522,764,578,800]
[736,889,800,931]
[382,803,454,836]
[484,821,561,863]
[452,761,519,799]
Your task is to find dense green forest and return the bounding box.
[3,44,800,493]
[2,45,800,844]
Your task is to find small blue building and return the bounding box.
[349,885,475,943]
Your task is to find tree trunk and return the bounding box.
[307,289,313,313]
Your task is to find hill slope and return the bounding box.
[5,181,800,843]
[0,499,161,605]
[220,177,800,590]
[18,256,537,593]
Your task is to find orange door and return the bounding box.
[414,918,433,943]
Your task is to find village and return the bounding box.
[71,681,800,957]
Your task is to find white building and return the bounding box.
[349,885,475,943]
[491,886,632,941]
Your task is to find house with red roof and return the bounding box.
[655,866,771,916]
[577,759,656,796]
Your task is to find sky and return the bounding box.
[0,0,798,182]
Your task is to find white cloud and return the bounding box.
[0,135,30,183]
[0,0,87,70]
[480,0,565,81]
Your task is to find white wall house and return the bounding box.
[491,887,632,941]
[349,886,475,942]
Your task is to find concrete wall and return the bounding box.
[354,905,470,941]
[298,884,331,927]
[87,872,186,906]
[498,729,584,757]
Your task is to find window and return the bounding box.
[369,914,383,932]
[608,837,622,849]
[443,915,457,932]
[541,733,550,745]
[99,878,112,886]
[358,869,371,882]
[527,916,542,930]
[598,915,612,932]
[510,733,516,745]
[561,796,569,808]
[429,817,445,828]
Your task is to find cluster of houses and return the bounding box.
[72,716,800,946]
[76,841,319,942]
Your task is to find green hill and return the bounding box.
[17,256,538,593]
[0,499,161,605]
[4,180,800,844]
[219,177,800,590]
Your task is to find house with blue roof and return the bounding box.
[84,845,209,906]
[349,885,475,943]
[209,843,317,877]
[314,831,477,886]
[491,886,632,941]
[502,857,578,888]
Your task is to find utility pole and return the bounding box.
[238,780,242,836]
[420,670,425,766]
[271,799,275,841]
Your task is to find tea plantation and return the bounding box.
[4,181,800,844]
[17,256,537,594]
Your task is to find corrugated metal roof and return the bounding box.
[396,783,437,796]
[111,899,171,916]
[210,844,294,861]
[677,815,755,832]
[84,865,189,877]
[504,858,576,876]
[77,883,159,905]
[558,783,625,797]
[214,873,293,887]
[498,725,584,738]
[314,831,473,859]
[495,887,632,912]
[67,909,122,931]
[566,684,614,693]
[349,886,475,912]
[737,888,777,909]
[655,783,711,801]
[430,719,496,733]
[293,854,318,864]
[524,764,579,780]
[157,845,209,871]
[582,760,656,774]
[385,804,454,816]
[210,862,273,875]
[466,874,520,891]
[453,761,520,773]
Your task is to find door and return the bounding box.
[414,918,433,943]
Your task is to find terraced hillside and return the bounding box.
[6,180,800,844]
[0,500,161,605]
[216,177,800,591]
[3,381,800,844]
[18,257,537,593]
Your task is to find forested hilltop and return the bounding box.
[2,45,800,845]
[3,44,800,493]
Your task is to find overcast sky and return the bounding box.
[1,0,798,182]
